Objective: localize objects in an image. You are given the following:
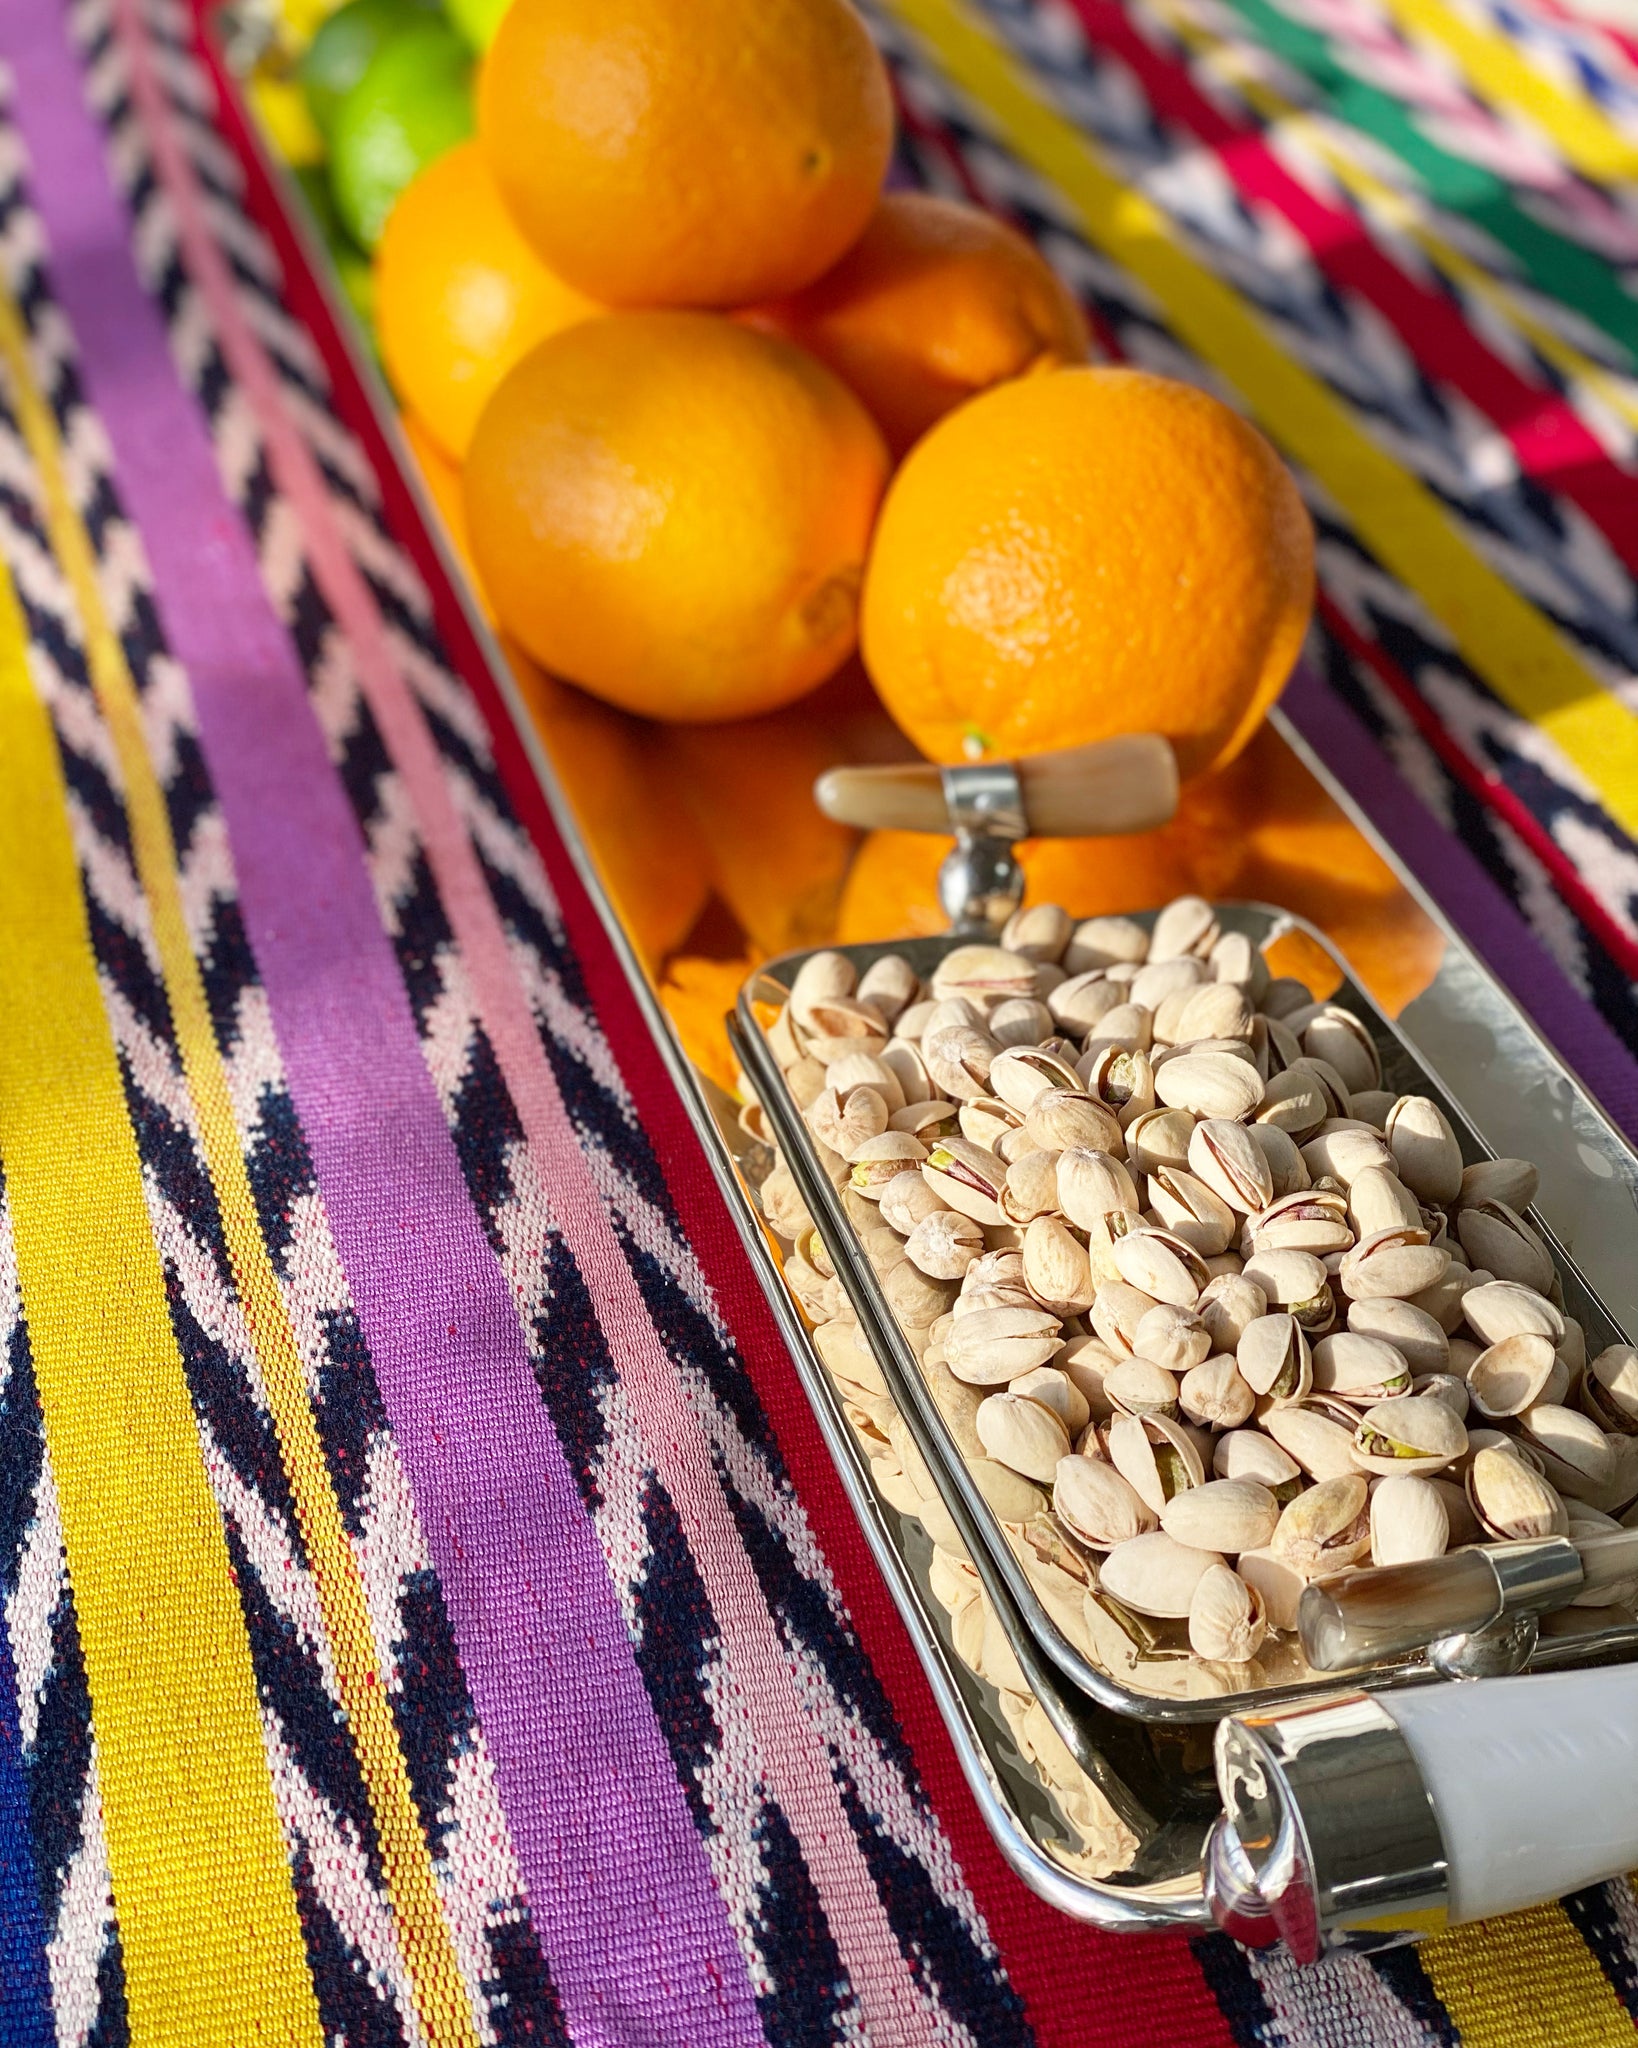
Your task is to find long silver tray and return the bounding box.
[735,908,1638,1732]
[227,47,1638,1927]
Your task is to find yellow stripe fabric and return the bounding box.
[0,564,324,2046]
[881,0,1638,845]
[1371,0,1638,185]
[1420,1905,1635,2046]
[0,295,480,2048]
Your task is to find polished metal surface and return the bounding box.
[937,762,1029,931]
[1215,1692,1449,1960]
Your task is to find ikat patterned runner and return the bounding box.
[3,0,1638,2043]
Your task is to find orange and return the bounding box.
[399,412,494,618]
[476,0,893,308]
[744,192,1091,456]
[463,311,890,722]
[860,366,1315,778]
[375,141,602,460]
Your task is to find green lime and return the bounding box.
[328,21,474,249]
[445,0,511,51]
[296,0,439,140]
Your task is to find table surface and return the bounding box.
[5,0,1638,2044]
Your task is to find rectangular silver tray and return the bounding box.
[734,907,1638,1729]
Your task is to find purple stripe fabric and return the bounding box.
[1282,664,1638,1144]
[4,9,766,2043]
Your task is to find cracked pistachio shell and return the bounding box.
[789,950,855,1010]
[1237,1313,1313,1403]
[922,1136,1008,1226]
[988,998,1056,1048]
[1263,1402,1360,1481]
[1467,1446,1568,1540]
[1351,1395,1468,1476]
[1022,1088,1123,1156]
[923,1026,1002,1103]
[849,1131,929,1198]
[1254,1067,1331,1142]
[1047,971,1128,1037]
[1002,1149,1063,1226]
[943,1305,1065,1386]
[1189,1119,1274,1214]
[1346,1166,1423,1241]
[1518,1403,1616,1497]
[1247,1122,1310,1200]
[988,1046,1084,1114]
[1149,1167,1237,1257]
[1384,1095,1463,1205]
[855,954,917,1025]
[1013,1365,1089,1436]
[1461,1280,1564,1346]
[1407,1268,1473,1335]
[1271,1473,1371,1575]
[1112,1229,1208,1307]
[1412,1372,1469,1420]
[1022,1216,1097,1318]
[1340,1228,1449,1303]
[802,997,890,1063]
[1250,1187,1353,1257]
[1235,1546,1307,1631]
[1133,1303,1212,1375]
[1176,980,1256,1047]
[1079,1044,1157,1129]
[1053,1454,1155,1549]
[760,1163,812,1242]
[878,1171,946,1236]
[924,997,981,1036]
[1065,915,1149,974]
[1104,1357,1182,1421]
[1056,1147,1138,1231]
[1310,1331,1412,1403]
[889,1101,961,1147]
[805,1084,888,1157]
[904,1209,984,1281]
[1061,1335,1122,1421]
[1106,1411,1206,1516]
[881,1258,956,1328]
[976,1391,1072,1483]
[1297,1006,1382,1094]
[967,1458,1049,1523]
[1212,1428,1302,1492]
[1458,1157,1540,1215]
[1199,1273,1270,1356]
[1161,1478,1278,1555]
[1243,1249,1335,1332]
[1130,955,1209,1013]
[1150,990,1203,1050]
[1456,1200,1555,1296]
[1466,1332,1557,1419]
[1209,930,1269,996]
[1000,902,1072,964]
[1180,1354,1256,1431]
[1091,1280,1159,1357]
[1100,1530,1222,1618]
[957,1096,1024,1154]
[1126,1106,1196,1177]
[1188,1565,1267,1663]
[931,944,1038,1007]
[1587,1345,1638,1433]
[828,1050,909,1113]
[920,1358,985,1459]
[1301,1126,1395,1189]
[892,1000,939,1044]
[1082,1005,1155,1063]
[1153,1051,1263,1122]
[1369,1474,1450,1566]
[1150,896,1221,962]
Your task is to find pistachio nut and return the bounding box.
[1144,1167,1234,1258]
[1242,1248,1335,1333]
[889,1102,961,1147]
[1413,1373,1470,1421]
[1384,1095,1464,1205]
[1406,1268,1474,1335]
[920,1358,986,1459]
[1082,1005,1155,1065]
[1254,1066,1331,1142]
[1111,1228,1208,1307]
[1187,1565,1267,1664]
[1021,1215,1097,1317]
[1175,980,1256,1047]
[1013,1364,1090,1436]
[1250,1187,1353,1257]
[1199,1272,1270,1355]
[1099,1530,1222,1618]
[1002,1149,1063,1226]
[1126,1106,1197,1177]
[1465,1332,1557,1419]
[855,954,917,1026]
[1235,1546,1307,1632]
[1161,1478,1279,1555]
[848,1131,929,1200]
[1236,1313,1313,1406]
[1180,1354,1257,1431]
[1104,1357,1183,1422]
[1106,1411,1207,1516]
[1461,1280,1565,1347]
[1080,1043,1158,1127]
[1247,1122,1311,1200]
[999,902,1072,964]
[1517,1403,1617,1500]
[804,1084,887,1158]
[829,1048,910,1113]
[1586,1344,1638,1435]
[1065,915,1150,974]
[988,1045,1084,1115]
[1061,1335,1121,1420]
[1053,1452,1154,1551]
[1301,1127,1395,1189]
[1346,1166,1424,1242]
[1133,1303,1212,1375]
[976,1390,1072,1483]
[1262,1401,1361,1481]
[802,997,891,1065]
[1467,1445,1568,1541]
[1455,1199,1556,1297]
[892,1001,938,1044]
[1022,1088,1122,1156]
[760,1163,813,1242]
[967,1457,1049,1523]
[1369,1474,1450,1566]
[1055,1147,1139,1236]
[1339,1227,1449,1302]
[1351,1395,1468,1476]
[878,1171,946,1236]
[1458,1157,1540,1215]
[1212,1428,1303,1497]
[930,944,1038,1010]
[1153,1051,1263,1122]
[1128,956,1208,1015]
[903,1209,985,1281]
[1271,1473,1371,1577]
[952,1097,1020,1158]
[1150,896,1221,963]
[1187,1118,1275,1215]
[1047,970,1128,1038]
[1298,1006,1382,1095]
[943,1304,1065,1386]
[1258,1013,1304,1080]
[881,1258,956,1328]
[1311,1332,1413,1404]
[922,1136,1008,1225]
[784,1246,840,1322]
[1208,930,1270,998]
[1091,1280,1160,1357]
[923,1025,1003,1103]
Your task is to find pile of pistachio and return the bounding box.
[752,896,1638,1682]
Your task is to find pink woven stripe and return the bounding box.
[115,4,931,2036]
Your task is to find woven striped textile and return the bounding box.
[3,0,1638,2042]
